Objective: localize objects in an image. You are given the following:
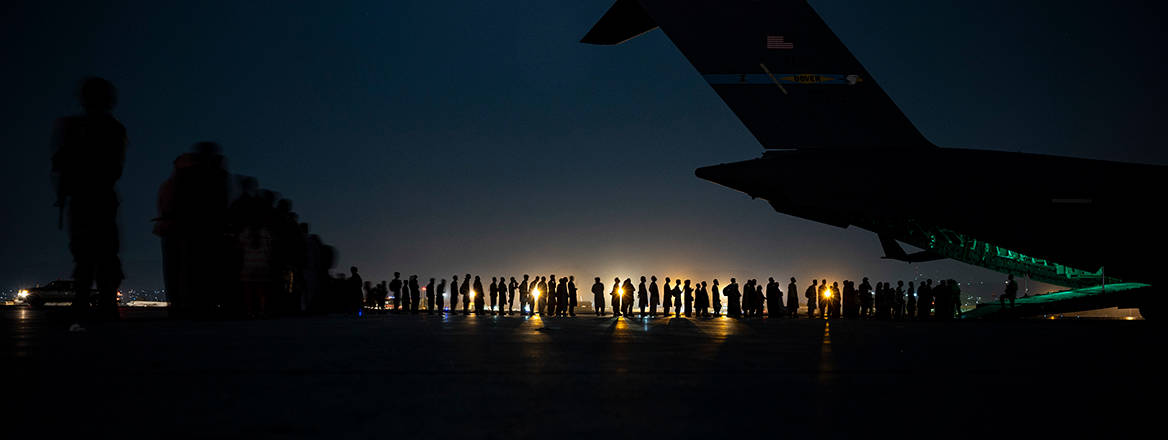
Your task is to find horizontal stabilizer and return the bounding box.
[581,0,659,45]
[879,234,944,263]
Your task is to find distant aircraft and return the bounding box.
[583,0,1165,319]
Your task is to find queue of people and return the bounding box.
[358,273,972,320]
[153,143,351,319]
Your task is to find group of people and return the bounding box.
[154,143,351,319]
[803,278,965,321]
[359,273,977,320]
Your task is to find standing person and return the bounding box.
[489,277,499,314]
[649,276,660,317]
[537,276,548,315]
[592,277,605,316]
[905,281,916,320]
[389,273,403,312]
[696,281,710,317]
[725,278,741,318]
[449,275,459,314]
[1001,274,1018,309]
[766,278,781,318]
[917,279,933,320]
[818,279,829,319]
[555,277,569,317]
[508,276,518,315]
[518,274,530,315]
[683,280,694,318]
[610,277,622,317]
[622,278,636,317]
[712,279,723,317]
[426,278,436,314]
[409,275,421,314]
[858,278,873,319]
[53,77,127,327]
[461,274,472,315]
[662,277,673,317]
[547,274,558,316]
[437,278,446,313]
[637,276,649,318]
[472,276,485,315]
[672,279,683,318]
[567,275,578,317]
[786,278,799,318]
[830,281,842,318]
[804,279,818,319]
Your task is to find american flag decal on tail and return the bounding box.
[766,35,794,50]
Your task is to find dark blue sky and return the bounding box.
[3,1,1165,297]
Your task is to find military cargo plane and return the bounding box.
[583,0,1165,319]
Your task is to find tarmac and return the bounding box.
[3,307,1163,438]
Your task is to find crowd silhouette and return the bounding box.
[356,271,968,321]
[52,78,973,324]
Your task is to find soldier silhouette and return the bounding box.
[472,275,485,314]
[461,274,471,314]
[52,77,127,328]
[592,277,605,316]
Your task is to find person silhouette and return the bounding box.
[649,276,660,317]
[537,276,548,315]
[437,278,446,313]
[1001,274,1018,309]
[472,275,485,314]
[426,278,436,314]
[638,276,648,318]
[683,280,694,318]
[53,77,127,327]
[804,279,818,319]
[611,277,622,317]
[461,274,472,315]
[619,278,634,317]
[409,275,421,313]
[712,279,722,317]
[905,281,916,320]
[725,278,741,318]
[508,276,518,315]
[672,279,682,318]
[388,273,403,312]
[555,277,569,317]
[449,275,459,314]
[662,277,673,317]
[592,277,605,316]
[519,274,530,315]
[696,281,709,317]
[567,275,578,317]
[489,276,499,314]
[547,274,558,316]
[786,278,798,318]
[766,277,780,318]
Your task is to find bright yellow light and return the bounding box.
[470,290,476,299]
[533,289,540,301]
[824,289,832,299]
[17,289,29,297]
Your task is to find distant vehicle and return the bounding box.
[15,280,103,308]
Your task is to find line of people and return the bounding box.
[359,273,969,320]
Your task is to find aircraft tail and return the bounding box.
[583,0,934,150]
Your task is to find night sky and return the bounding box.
[3,1,1166,298]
